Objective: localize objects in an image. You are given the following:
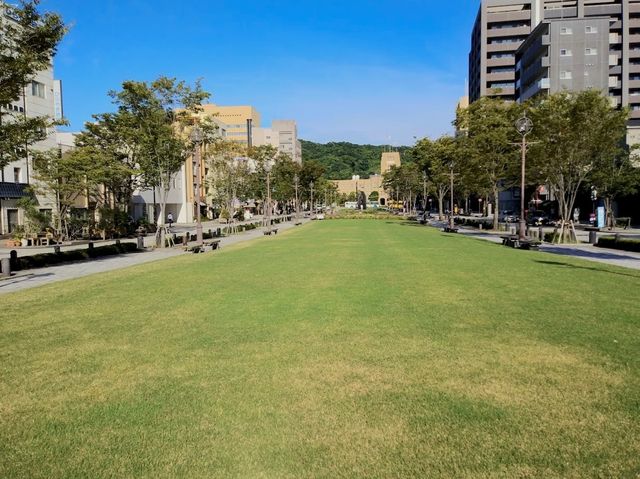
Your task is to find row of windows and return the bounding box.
[560,25,598,35]
[560,48,598,56]
[488,52,515,59]
[2,103,24,113]
[489,37,526,44]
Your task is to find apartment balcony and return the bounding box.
[487,10,531,23]
[629,64,640,74]
[629,17,640,28]
[487,57,514,68]
[541,56,550,67]
[628,79,640,89]
[630,49,640,59]
[585,4,621,16]
[487,26,530,38]
[487,41,523,53]
[539,78,551,89]
[629,109,640,120]
[609,65,622,75]
[487,71,515,82]
[629,3,640,14]
[609,54,619,66]
[609,77,622,89]
[610,20,623,29]
[545,7,577,19]
[630,34,640,43]
[487,86,515,97]
[628,94,640,104]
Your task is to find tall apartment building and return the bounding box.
[199,104,261,146]
[469,0,541,102]
[471,0,640,141]
[252,120,302,163]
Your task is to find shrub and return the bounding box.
[596,236,640,253]
[10,242,139,272]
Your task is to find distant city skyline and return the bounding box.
[41,0,478,146]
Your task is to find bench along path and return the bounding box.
[0,220,308,295]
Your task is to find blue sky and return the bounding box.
[41,0,478,146]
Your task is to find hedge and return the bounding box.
[5,242,139,273]
[596,236,640,253]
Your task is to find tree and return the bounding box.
[411,136,459,219]
[456,96,521,229]
[0,0,66,169]
[590,146,640,229]
[77,77,210,246]
[382,163,421,212]
[529,90,629,243]
[31,147,96,240]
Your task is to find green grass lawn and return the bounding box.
[1,220,639,478]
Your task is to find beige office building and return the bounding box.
[334,152,401,207]
[199,104,261,146]
[252,120,302,163]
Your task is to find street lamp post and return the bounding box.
[310,181,314,216]
[515,114,533,241]
[191,126,203,246]
[449,161,455,230]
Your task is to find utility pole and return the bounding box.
[294,174,300,222]
[449,162,455,230]
[310,181,314,216]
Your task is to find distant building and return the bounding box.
[252,120,302,163]
[199,104,260,146]
[333,152,401,207]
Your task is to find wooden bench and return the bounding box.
[442,227,459,233]
[263,228,279,236]
[184,239,221,253]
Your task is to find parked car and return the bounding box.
[499,210,518,223]
[527,211,552,226]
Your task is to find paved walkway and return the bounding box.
[0,219,309,295]
[433,221,640,271]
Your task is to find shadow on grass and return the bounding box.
[534,260,640,279]
[543,246,640,262]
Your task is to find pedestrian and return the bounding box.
[167,212,174,229]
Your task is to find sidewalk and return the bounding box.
[0,218,309,295]
[432,220,640,271]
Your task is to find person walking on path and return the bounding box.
[167,213,174,230]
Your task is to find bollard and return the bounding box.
[589,230,598,245]
[115,239,120,245]
[88,242,94,250]
[539,226,543,241]
[479,223,483,230]
[53,245,61,254]
[137,236,144,249]
[1,257,10,277]
[10,250,18,270]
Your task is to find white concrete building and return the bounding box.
[0,62,63,235]
[252,120,302,164]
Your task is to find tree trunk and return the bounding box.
[438,191,445,221]
[492,187,499,231]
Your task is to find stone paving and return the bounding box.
[440,222,640,271]
[0,218,309,295]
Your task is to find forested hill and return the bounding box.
[300,140,411,180]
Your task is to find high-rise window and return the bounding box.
[560,71,572,79]
[13,167,20,183]
[560,49,572,56]
[560,27,573,35]
[585,26,597,34]
[585,48,597,55]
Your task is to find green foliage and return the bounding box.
[529,90,629,242]
[597,236,640,252]
[9,242,138,271]
[0,0,67,169]
[300,140,411,179]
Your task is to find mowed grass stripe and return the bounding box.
[1,220,639,478]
